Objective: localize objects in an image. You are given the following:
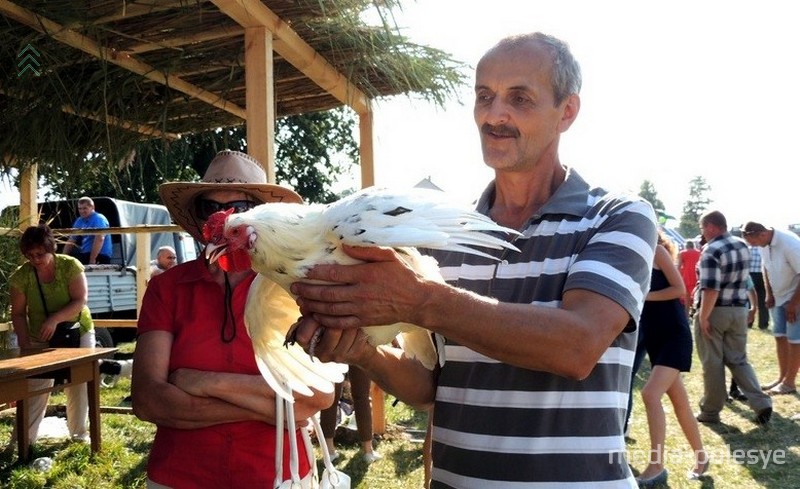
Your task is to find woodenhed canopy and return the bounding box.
[0,0,464,186]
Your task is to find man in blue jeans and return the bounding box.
[62,197,113,264]
[742,221,800,396]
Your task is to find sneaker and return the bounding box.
[363,451,383,463]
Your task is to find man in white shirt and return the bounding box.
[742,221,800,395]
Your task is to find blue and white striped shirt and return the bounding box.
[426,168,656,488]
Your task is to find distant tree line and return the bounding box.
[638,176,712,239]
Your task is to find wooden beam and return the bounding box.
[245,27,274,179]
[61,105,180,140]
[0,0,246,120]
[0,87,175,140]
[211,0,370,114]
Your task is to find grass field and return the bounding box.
[2,324,799,488]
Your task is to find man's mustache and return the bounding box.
[481,123,519,138]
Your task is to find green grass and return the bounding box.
[2,327,800,488]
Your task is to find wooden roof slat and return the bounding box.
[85,0,196,26]
[123,25,243,54]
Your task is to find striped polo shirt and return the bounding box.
[425,168,656,488]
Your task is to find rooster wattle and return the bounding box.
[204,186,520,401]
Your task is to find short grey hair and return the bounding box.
[492,32,582,106]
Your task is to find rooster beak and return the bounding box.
[205,242,228,264]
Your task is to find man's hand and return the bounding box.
[787,301,799,324]
[290,245,427,331]
[700,317,713,339]
[289,316,378,368]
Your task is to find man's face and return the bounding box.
[78,203,93,219]
[158,250,177,269]
[743,231,769,247]
[473,42,578,172]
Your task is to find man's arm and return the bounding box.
[88,234,105,264]
[62,238,76,256]
[292,246,631,381]
[764,268,775,308]
[698,289,720,338]
[291,318,437,410]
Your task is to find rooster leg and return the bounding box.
[283,321,326,361]
[307,326,326,359]
[284,320,302,347]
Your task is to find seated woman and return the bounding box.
[9,223,96,447]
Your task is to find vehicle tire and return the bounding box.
[95,327,115,347]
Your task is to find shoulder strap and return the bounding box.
[33,267,50,316]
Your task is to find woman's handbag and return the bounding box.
[274,385,351,489]
[34,268,81,348]
[49,321,81,348]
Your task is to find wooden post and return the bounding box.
[18,163,37,229]
[244,26,275,179]
[370,381,385,435]
[135,233,151,315]
[358,108,375,188]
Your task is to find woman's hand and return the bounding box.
[37,317,58,342]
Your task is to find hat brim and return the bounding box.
[159,182,302,243]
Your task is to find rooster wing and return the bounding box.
[244,273,347,402]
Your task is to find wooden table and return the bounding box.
[0,347,117,462]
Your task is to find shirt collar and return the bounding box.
[475,166,593,219]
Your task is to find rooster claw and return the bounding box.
[284,321,300,347]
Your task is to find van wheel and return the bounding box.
[95,328,114,347]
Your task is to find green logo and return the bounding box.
[18,44,41,76]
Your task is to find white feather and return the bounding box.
[230,187,520,401]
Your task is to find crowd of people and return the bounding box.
[7,29,800,489]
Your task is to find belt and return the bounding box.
[714,301,748,308]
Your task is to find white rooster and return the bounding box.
[203,186,520,401]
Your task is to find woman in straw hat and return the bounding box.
[131,150,334,488]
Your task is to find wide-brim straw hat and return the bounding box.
[159,150,302,243]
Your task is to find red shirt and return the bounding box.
[138,258,310,488]
[679,248,701,297]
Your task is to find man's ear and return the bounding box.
[558,94,580,133]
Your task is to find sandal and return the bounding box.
[761,380,781,391]
[768,383,797,395]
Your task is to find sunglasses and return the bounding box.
[195,199,257,221]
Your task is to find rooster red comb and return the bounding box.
[202,208,252,272]
[202,208,235,244]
